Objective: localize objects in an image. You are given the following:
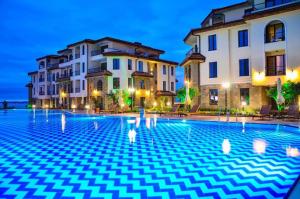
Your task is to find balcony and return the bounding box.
[91,50,102,56]
[75,88,80,93]
[39,78,45,82]
[74,70,80,76]
[180,47,206,66]
[246,0,299,14]
[86,67,112,78]
[88,67,103,74]
[39,91,45,95]
[75,54,80,59]
[56,74,71,82]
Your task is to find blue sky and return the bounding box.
[0,0,241,101]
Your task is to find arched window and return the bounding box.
[97,80,103,91]
[265,20,285,43]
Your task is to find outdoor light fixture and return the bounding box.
[146,90,150,96]
[185,80,190,85]
[92,89,100,97]
[287,69,297,81]
[222,82,230,89]
[254,72,265,81]
[44,104,49,109]
[241,101,247,107]
[61,91,67,98]
[85,104,90,110]
[153,101,157,107]
[32,104,36,109]
[166,101,171,106]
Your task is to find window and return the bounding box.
[240,88,250,105]
[163,81,167,91]
[128,59,132,70]
[265,21,285,43]
[97,80,103,91]
[171,67,174,76]
[113,59,120,70]
[140,80,145,89]
[56,72,59,79]
[52,85,55,95]
[113,78,120,89]
[82,80,85,90]
[266,55,286,76]
[185,66,191,80]
[163,65,167,75]
[52,74,55,81]
[209,62,218,78]
[171,82,174,91]
[238,30,248,47]
[82,45,85,55]
[209,89,218,105]
[82,62,85,73]
[239,59,249,76]
[128,78,132,88]
[208,34,217,51]
[138,61,143,72]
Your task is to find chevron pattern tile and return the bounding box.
[0,110,300,199]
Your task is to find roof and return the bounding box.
[85,70,113,78]
[36,55,61,61]
[103,51,178,65]
[28,71,38,76]
[131,71,154,78]
[184,19,246,42]
[65,36,165,54]
[180,53,206,66]
[155,91,176,97]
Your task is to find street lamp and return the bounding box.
[128,87,135,111]
[222,82,230,113]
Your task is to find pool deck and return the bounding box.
[69,110,300,128]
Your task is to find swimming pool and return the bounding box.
[0,110,299,198]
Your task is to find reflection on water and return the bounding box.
[45,109,48,122]
[94,122,99,130]
[286,146,300,157]
[253,139,267,154]
[146,117,151,129]
[222,139,231,155]
[61,113,66,133]
[128,129,136,144]
[136,117,140,128]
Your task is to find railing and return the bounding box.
[186,47,199,57]
[75,54,80,59]
[75,88,80,93]
[91,50,102,56]
[39,78,45,82]
[39,91,45,95]
[87,67,104,74]
[265,32,285,43]
[74,70,80,76]
[249,0,298,13]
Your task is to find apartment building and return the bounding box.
[27,37,177,109]
[181,0,300,110]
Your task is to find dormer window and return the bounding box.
[212,14,225,25]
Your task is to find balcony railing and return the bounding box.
[91,50,102,56]
[87,67,104,74]
[75,54,80,59]
[247,0,298,14]
[186,47,199,57]
[39,78,45,82]
[75,88,80,93]
[74,70,80,76]
[39,91,45,95]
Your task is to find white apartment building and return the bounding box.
[27,37,177,109]
[182,0,300,110]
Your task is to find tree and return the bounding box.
[176,87,198,103]
[266,81,299,111]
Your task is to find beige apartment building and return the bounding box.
[181,0,300,110]
[27,37,177,110]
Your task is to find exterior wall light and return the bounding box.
[286,69,298,81]
[222,82,230,89]
[166,101,171,106]
[153,101,157,107]
[254,72,265,81]
[85,104,90,110]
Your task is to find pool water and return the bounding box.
[0,110,300,198]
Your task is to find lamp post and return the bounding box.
[222,82,230,117]
[129,87,135,111]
